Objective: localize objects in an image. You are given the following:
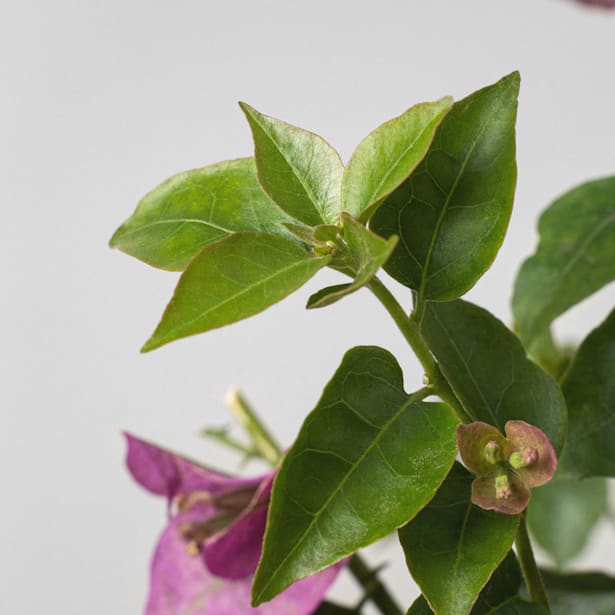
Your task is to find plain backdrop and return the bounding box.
[2,1,614,613]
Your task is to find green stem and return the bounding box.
[225,387,282,465]
[515,515,550,610]
[349,554,403,615]
[368,277,472,423]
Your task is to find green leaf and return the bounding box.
[528,477,608,568]
[109,158,292,271]
[558,308,615,477]
[484,600,548,615]
[540,570,615,614]
[399,463,520,615]
[240,103,344,226]
[142,232,329,351]
[307,214,398,308]
[421,299,567,452]
[408,598,547,615]
[342,97,453,221]
[512,176,615,348]
[370,72,519,301]
[252,346,459,605]
[408,551,523,614]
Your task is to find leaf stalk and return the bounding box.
[367,277,472,423]
[515,515,550,610]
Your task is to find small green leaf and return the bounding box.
[421,299,567,452]
[342,97,453,221]
[528,477,608,568]
[558,308,615,477]
[252,346,458,605]
[142,232,329,351]
[371,72,519,301]
[399,463,520,615]
[540,570,615,614]
[110,158,292,271]
[240,103,344,226]
[512,177,615,348]
[307,214,397,308]
[408,551,523,614]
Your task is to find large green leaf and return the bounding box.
[408,598,547,615]
[307,214,398,308]
[141,232,329,351]
[421,299,567,452]
[558,308,615,477]
[109,158,292,271]
[252,346,459,605]
[512,177,615,348]
[399,463,519,615]
[408,551,523,614]
[342,97,453,221]
[528,477,608,568]
[370,72,519,302]
[240,103,344,226]
[540,570,615,614]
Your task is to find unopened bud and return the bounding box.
[483,440,500,465]
[495,474,512,500]
[509,447,539,470]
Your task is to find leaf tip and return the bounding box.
[140,334,161,353]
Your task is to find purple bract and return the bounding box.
[125,434,344,614]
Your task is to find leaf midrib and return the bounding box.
[417,93,504,304]
[255,389,426,602]
[154,250,327,345]
[427,307,498,425]
[249,110,329,225]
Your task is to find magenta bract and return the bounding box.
[457,420,557,515]
[125,434,344,614]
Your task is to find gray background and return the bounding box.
[2,1,614,613]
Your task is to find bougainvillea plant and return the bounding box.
[112,72,615,614]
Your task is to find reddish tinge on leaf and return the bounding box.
[456,420,557,515]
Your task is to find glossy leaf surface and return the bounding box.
[421,299,567,452]
[110,158,292,271]
[399,463,519,615]
[307,214,397,308]
[541,570,615,614]
[512,177,615,348]
[371,72,519,301]
[558,308,615,477]
[408,551,522,614]
[142,232,329,351]
[528,477,608,567]
[342,97,453,220]
[241,103,344,226]
[252,347,458,605]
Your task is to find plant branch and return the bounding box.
[348,554,403,615]
[515,515,550,610]
[368,277,472,423]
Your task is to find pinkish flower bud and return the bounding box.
[508,447,539,470]
[457,420,558,515]
[484,440,501,465]
[494,474,512,500]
